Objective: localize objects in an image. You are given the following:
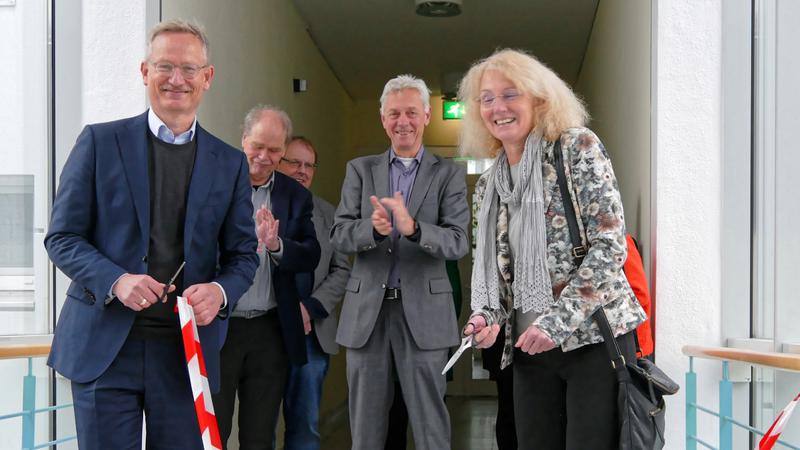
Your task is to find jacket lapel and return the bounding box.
[407,149,437,218]
[271,173,289,236]
[270,174,290,278]
[184,124,219,255]
[117,112,150,244]
[370,151,390,200]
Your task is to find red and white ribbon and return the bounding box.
[177,296,222,450]
[758,392,800,450]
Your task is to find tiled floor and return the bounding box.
[321,396,500,450]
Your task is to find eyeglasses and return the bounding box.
[149,61,208,80]
[477,90,522,107]
[281,157,317,170]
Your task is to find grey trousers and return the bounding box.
[346,298,450,450]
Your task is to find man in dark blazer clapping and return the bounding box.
[213,106,320,449]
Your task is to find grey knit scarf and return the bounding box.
[471,132,554,313]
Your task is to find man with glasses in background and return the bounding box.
[276,136,351,449]
[45,19,259,449]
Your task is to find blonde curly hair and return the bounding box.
[458,49,588,158]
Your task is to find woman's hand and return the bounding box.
[463,315,501,349]
[515,325,556,355]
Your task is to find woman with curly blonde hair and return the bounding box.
[461,48,646,449]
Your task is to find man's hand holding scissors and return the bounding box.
[112,274,175,311]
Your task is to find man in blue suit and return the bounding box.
[213,106,320,449]
[45,19,259,449]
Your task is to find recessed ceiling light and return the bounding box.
[415,0,462,18]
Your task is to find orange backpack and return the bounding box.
[623,234,654,357]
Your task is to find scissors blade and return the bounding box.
[441,336,473,375]
[159,261,186,303]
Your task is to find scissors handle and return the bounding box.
[159,261,186,303]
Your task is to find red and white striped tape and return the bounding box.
[758,392,800,450]
[177,296,222,450]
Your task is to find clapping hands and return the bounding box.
[370,192,416,237]
[256,206,280,252]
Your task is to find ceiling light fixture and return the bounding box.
[415,0,462,18]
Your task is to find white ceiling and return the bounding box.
[290,0,600,100]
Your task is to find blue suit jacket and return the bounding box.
[45,112,259,392]
[263,172,321,366]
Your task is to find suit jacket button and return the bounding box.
[381,284,386,289]
[387,248,392,254]
[142,255,148,263]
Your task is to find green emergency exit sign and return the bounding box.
[442,101,465,120]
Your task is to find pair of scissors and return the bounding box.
[159,261,186,303]
[441,335,474,375]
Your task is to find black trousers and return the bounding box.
[512,331,636,450]
[494,365,518,450]
[485,325,517,450]
[213,312,289,450]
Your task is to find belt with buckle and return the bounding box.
[383,288,402,300]
[231,308,277,320]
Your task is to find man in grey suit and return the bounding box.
[331,74,469,450]
[277,136,351,449]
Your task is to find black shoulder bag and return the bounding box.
[553,139,679,450]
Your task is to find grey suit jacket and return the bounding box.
[331,148,470,350]
[308,195,351,355]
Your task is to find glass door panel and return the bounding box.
[753,0,800,443]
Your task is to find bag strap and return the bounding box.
[553,138,629,377]
[593,304,631,381]
[553,139,587,262]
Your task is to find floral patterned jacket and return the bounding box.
[471,127,646,362]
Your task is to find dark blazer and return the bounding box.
[266,172,321,366]
[45,111,259,392]
[295,195,351,355]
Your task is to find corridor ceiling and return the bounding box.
[289,0,600,100]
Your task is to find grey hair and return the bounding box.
[147,19,210,61]
[379,74,431,113]
[241,105,293,146]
